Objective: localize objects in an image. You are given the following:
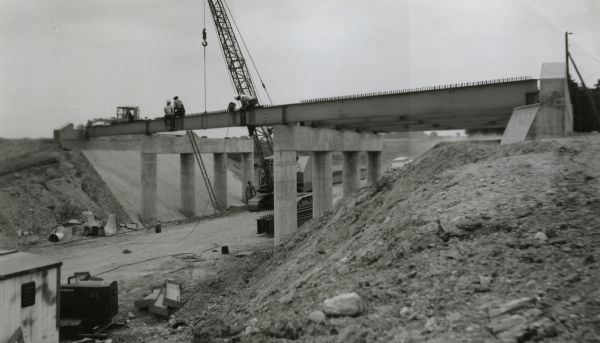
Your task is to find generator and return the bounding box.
[59,272,118,338]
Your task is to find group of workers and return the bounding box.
[163,96,186,131]
[163,94,257,131]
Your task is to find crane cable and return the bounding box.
[222,0,274,105]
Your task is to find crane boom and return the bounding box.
[206,0,274,193]
[206,0,257,98]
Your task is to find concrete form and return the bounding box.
[502,62,573,144]
[272,125,382,245]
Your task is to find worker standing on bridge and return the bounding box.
[163,100,174,131]
[235,94,258,111]
[174,96,185,117]
[173,96,186,130]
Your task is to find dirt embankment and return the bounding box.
[0,138,130,248]
[173,135,599,343]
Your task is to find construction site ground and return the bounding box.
[3,134,599,342]
[109,134,598,343]
[27,209,273,342]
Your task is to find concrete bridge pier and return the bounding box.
[367,151,383,186]
[312,151,333,218]
[343,151,360,196]
[241,152,254,203]
[274,150,298,245]
[272,125,382,245]
[180,153,195,217]
[141,153,157,226]
[213,153,228,211]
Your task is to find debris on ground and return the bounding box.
[134,280,184,318]
[0,138,130,249]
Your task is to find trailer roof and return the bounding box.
[0,250,61,280]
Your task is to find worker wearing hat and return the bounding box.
[173,96,185,118]
[235,94,258,111]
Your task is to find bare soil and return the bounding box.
[0,138,130,248]
[170,134,600,343]
[27,209,272,343]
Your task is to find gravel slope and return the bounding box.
[172,134,600,343]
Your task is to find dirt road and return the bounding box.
[28,210,271,282]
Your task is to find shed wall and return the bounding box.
[0,267,60,343]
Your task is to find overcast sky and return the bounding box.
[1,0,599,138]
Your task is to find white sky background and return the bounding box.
[0,0,599,138]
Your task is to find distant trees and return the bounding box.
[466,78,600,137]
[569,78,600,132]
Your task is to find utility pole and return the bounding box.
[565,32,572,78]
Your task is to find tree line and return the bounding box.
[569,78,600,132]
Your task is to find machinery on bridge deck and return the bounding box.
[87,106,141,126]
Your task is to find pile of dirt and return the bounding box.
[172,135,599,342]
[0,138,131,248]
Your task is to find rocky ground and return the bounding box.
[0,138,130,248]
[150,134,600,343]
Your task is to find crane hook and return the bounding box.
[202,28,208,47]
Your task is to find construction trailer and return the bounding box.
[0,250,62,343]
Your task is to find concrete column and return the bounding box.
[274,150,297,245]
[141,153,157,226]
[180,153,195,217]
[241,152,254,203]
[213,153,228,211]
[367,151,383,186]
[343,151,360,197]
[312,151,332,218]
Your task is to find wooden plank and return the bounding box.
[163,280,183,309]
[134,288,160,310]
[148,287,169,317]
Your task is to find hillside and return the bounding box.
[173,135,599,343]
[0,138,130,248]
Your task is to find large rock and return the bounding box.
[322,292,363,317]
[308,310,326,324]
